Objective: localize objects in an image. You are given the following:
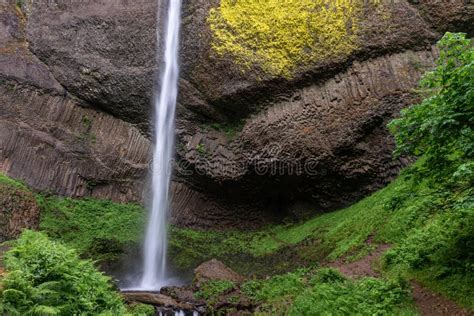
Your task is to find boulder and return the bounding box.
[194,259,245,287]
[122,291,193,310]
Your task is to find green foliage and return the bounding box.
[0,230,126,315]
[381,32,474,310]
[194,279,235,310]
[203,121,245,139]
[195,143,207,156]
[168,226,255,273]
[289,276,413,315]
[126,303,155,316]
[208,0,385,77]
[0,173,28,190]
[383,187,474,309]
[194,280,235,301]
[38,196,145,262]
[388,32,473,185]
[15,0,23,9]
[242,269,308,303]
[309,267,346,284]
[240,268,413,314]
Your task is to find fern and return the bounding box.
[0,231,127,315]
[29,305,60,316]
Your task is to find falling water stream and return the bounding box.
[140,0,182,290]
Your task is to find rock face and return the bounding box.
[0,182,39,242]
[0,0,473,228]
[0,0,151,202]
[0,85,151,202]
[177,48,437,217]
[23,0,158,131]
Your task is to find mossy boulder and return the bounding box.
[0,179,39,242]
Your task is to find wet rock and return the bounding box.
[122,291,193,311]
[0,1,64,93]
[160,286,196,303]
[194,259,245,287]
[24,0,158,128]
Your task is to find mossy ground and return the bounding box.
[241,268,416,315]
[38,196,145,263]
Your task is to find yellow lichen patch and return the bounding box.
[208,0,381,77]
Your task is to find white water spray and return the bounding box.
[141,0,182,290]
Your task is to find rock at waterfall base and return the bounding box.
[122,291,193,310]
[194,259,245,287]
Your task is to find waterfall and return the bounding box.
[141,0,182,290]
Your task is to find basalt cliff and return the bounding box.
[1,0,473,229]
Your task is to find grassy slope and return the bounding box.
[1,167,472,312]
[169,166,473,311]
[38,196,145,262]
[0,173,145,262]
[0,173,28,190]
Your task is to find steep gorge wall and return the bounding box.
[0,85,150,202]
[0,0,472,229]
[177,48,437,215]
[0,0,151,202]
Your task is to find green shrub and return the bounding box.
[309,267,346,285]
[388,32,473,185]
[383,188,474,309]
[385,32,474,309]
[0,230,126,315]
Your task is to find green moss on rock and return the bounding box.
[0,174,40,242]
